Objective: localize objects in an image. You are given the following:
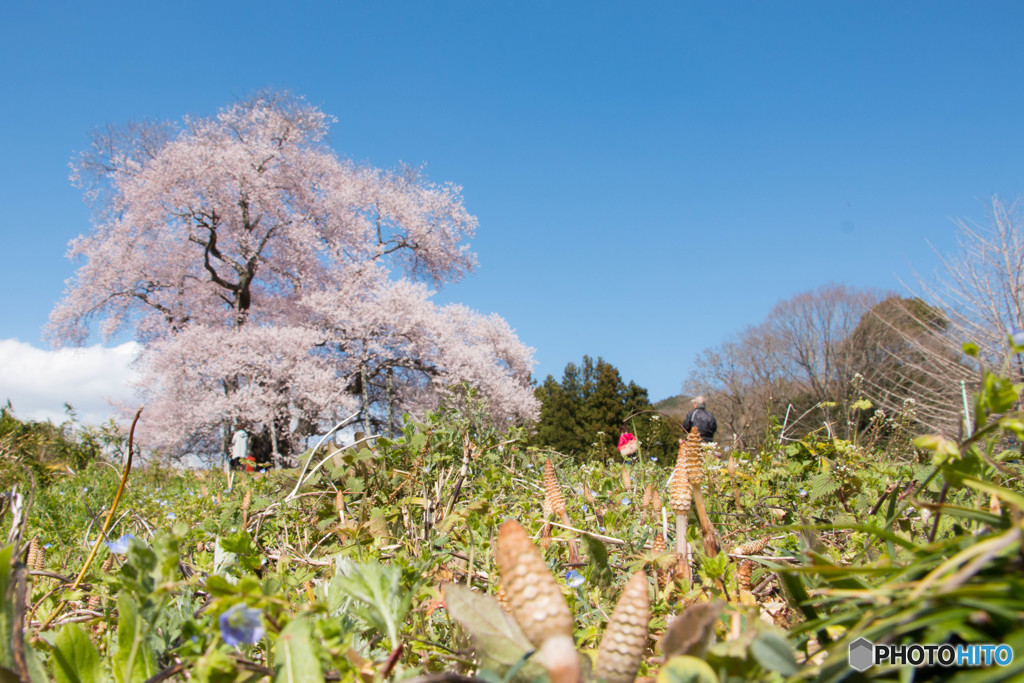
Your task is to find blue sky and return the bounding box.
[3,1,1024,422]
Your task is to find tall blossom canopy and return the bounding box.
[50,92,538,457]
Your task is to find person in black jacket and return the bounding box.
[682,396,717,442]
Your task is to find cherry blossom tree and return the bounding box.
[49,92,538,462]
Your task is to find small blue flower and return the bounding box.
[43,543,52,549]
[799,489,807,497]
[599,525,606,532]
[1010,327,1024,348]
[565,570,585,588]
[650,456,657,462]
[219,604,265,646]
[622,497,631,506]
[104,534,137,554]
[166,512,177,520]
[581,504,589,513]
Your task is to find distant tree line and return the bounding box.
[532,356,684,462]
[685,197,1024,446]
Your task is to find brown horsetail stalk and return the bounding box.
[651,489,662,520]
[685,427,721,556]
[543,458,567,517]
[26,537,43,572]
[731,535,772,556]
[582,480,595,507]
[669,439,692,587]
[641,484,653,521]
[650,531,669,588]
[41,406,143,632]
[495,519,579,683]
[727,452,743,511]
[737,560,753,593]
[595,570,651,683]
[241,489,252,528]
[542,459,579,563]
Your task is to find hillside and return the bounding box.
[653,392,692,419]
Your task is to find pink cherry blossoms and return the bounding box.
[49,92,538,459]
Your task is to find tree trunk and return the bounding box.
[387,368,395,438]
[361,364,372,433]
[270,418,281,471]
[220,421,231,474]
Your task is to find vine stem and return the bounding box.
[40,407,143,632]
[284,411,361,502]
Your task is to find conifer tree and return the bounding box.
[533,356,666,460]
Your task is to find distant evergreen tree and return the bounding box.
[533,356,668,461]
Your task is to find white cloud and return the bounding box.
[0,338,142,425]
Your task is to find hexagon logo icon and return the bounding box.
[849,637,874,672]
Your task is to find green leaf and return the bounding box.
[330,560,412,647]
[114,593,156,683]
[983,373,1019,414]
[274,618,324,683]
[963,342,979,357]
[0,546,14,670]
[443,583,545,676]
[193,649,235,683]
[850,398,873,411]
[749,631,799,676]
[52,623,101,683]
[583,534,613,588]
[962,477,1024,511]
[885,487,899,561]
[203,575,237,596]
[913,435,961,463]
[656,655,719,683]
[212,536,238,579]
[20,640,49,683]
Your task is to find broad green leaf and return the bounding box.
[52,623,101,683]
[443,583,545,677]
[656,655,719,683]
[193,649,235,683]
[983,373,1018,414]
[583,534,612,588]
[25,641,50,683]
[273,618,324,683]
[203,574,236,596]
[749,631,799,676]
[114,593,156,683]
[212,536,238,580]
[330,560,412,647]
